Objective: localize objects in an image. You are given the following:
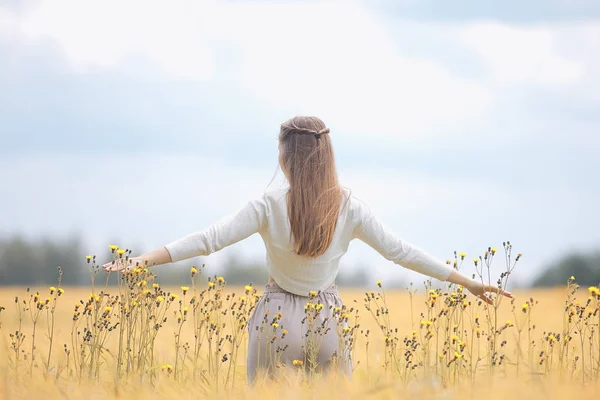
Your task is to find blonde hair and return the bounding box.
[279,116,342,257]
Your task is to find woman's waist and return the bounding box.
[267,275,338,296]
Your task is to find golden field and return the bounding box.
[1,257,600,399]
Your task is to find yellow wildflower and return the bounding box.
[245,285,253,292]
[181,286,190,294]
[190,266,198,275]
[117,249,126,255]
[292,360,303,367]
[459,252,466,259]
[272,323,279,328]
[49,286,56,294]
[376,280,382,287]
[161,364,174,374]
[108,245,118,251]
[157,296,164,303]
[216,276,225,283]
[309,290,317,297]
[208,282,215,288]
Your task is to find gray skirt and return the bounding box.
[246,282,353,382]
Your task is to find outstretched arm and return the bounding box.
[352,199,512,304]
[102,195,269,272]
[102,246,172,272]
[446,269,512,304]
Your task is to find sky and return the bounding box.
[1,0,599,288]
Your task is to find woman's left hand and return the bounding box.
[102,257,141,273]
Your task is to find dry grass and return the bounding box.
[1,248,600,399]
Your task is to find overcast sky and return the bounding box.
[1,0,599,288]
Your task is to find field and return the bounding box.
[1,259,600,399]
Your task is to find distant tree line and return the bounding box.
[532,249,600,287]
[3,235,598,288]
[0,235,87,285]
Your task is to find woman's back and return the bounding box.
[260,187,355,295]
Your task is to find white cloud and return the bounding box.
[458,22,586,85]
[8,0,216,80]
[6,1,599,147]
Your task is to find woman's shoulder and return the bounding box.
[339,186,371,219]
[262,188,288,201]
[257,188,288,211]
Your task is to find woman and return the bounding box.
[102,116,512,382]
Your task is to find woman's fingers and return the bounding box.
[479,294,493,305]
[103,260,129,272]
[101,258,139,273]
[485,285,513,299]
[102,261,121,272]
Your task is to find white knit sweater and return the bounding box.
[165,187,454,295]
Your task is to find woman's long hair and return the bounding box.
[279,116,342,258]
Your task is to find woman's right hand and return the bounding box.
[465,280,513,305]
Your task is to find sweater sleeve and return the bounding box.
[351,198,453,281]
[164,195,269,263]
